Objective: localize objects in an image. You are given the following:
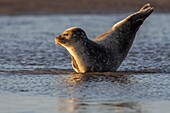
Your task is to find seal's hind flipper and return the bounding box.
[139,3,151,11]
[129,4,154,23]
[95,4,154,44]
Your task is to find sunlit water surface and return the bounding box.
[0,14,170,113]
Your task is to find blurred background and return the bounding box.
[0,0,170,15]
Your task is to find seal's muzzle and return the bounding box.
[55,35,67,45]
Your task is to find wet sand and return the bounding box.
[0,0,170,15]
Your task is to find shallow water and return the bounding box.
[0,73,170,113]
[0,14,170,113]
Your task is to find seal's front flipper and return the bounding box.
[70,54,80,73]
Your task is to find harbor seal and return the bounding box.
[55,3,154,73]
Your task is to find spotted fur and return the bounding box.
[55,4,154,73]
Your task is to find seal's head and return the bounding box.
[55,27,87,47]
[55,27,89,73]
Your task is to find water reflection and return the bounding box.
[56,98,142,113]
[57,73,143,113]
[56,98,79,113]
